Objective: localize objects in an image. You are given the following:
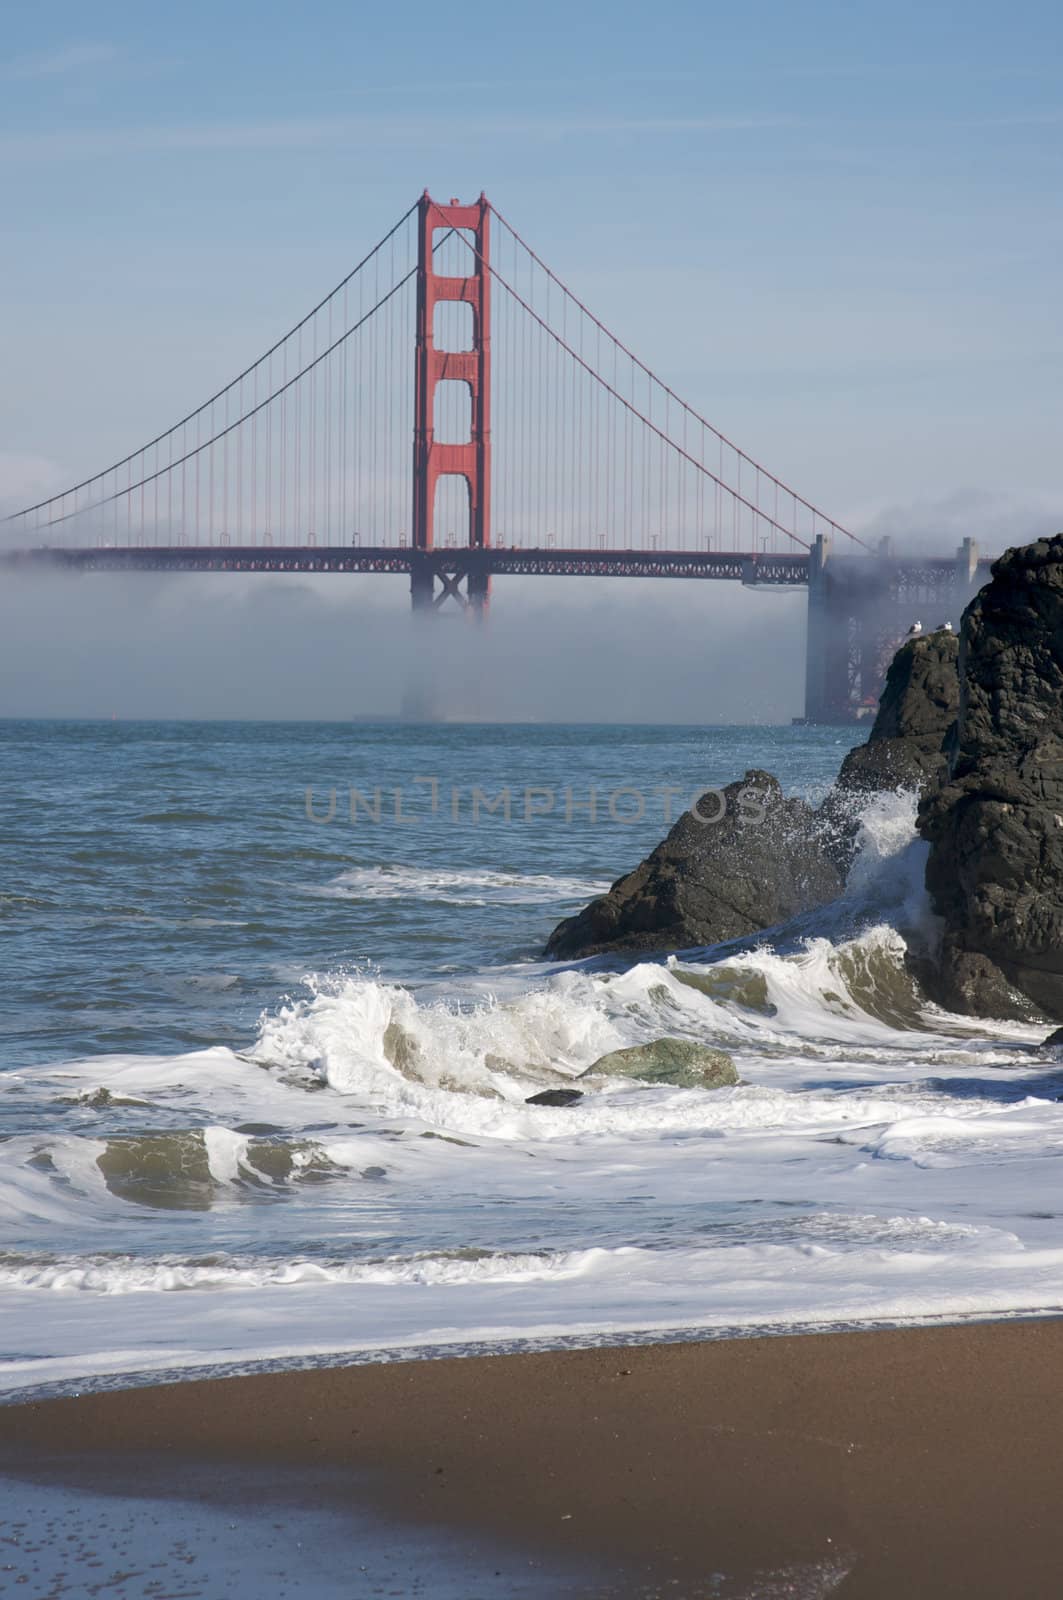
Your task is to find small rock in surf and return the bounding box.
[525,1088,584,1107]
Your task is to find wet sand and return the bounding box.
[3,1319,1063,1597]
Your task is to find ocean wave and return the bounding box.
[311,863,613,906]
[245,938,1034,1128]
[0,1245,615,1294]
[10,1059,1055,1218]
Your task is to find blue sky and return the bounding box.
[3,0,1060,524]
[0,1,1060,716]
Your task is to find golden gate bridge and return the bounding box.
[1,192,993,722]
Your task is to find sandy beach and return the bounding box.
[3,1318,1063,1597]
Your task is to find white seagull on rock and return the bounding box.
[938,620,954,632]
[907,621,923,636]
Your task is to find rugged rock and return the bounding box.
[581,1037,738,1088]
[541,628,961,968]
[543,639,961,963]
[544,538,1063,1020]
[816,629,961,871]
[919,536,1063,1021]
[833,630,960,798]
[544,770,844,960]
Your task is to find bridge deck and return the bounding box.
[2,545,815,584]
[1,544,996,595]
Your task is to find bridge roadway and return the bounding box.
[2,543,817,584]
[0,542,975,585]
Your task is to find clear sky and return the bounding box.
[0,0,1060,718]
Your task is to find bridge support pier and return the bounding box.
[803,535,987,724]
[409,553,490,616]
[956,536,980,592]
[410,556,435,611]
[466,569,490,617]
[804,535,852,724]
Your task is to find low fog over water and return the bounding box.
[0,571,807,723]
[1,491,1056,724]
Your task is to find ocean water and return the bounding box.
[1,717,1059,1398]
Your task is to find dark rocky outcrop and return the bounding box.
[544,540,1063,1021]
[919,537,1063,1021]
[834,630,959,798]
[818,629,960,872]
[544,628,962,965]
[544,771,844,960]
[525,1088,584,1107]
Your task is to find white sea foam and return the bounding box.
[0,1245,614,1294]
[3,788,1060,1393]
[3,1222,1063,1393]
[313,864,612,906]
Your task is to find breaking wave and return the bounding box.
[312,864,613,906]
[0,1245,613,1294]
[241,789,999,1116]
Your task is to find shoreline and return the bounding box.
[5,1319,1063,1596]
[6,1301,1063,1407]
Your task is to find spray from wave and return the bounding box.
[246,790,982,1115]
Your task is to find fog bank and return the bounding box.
[0,571,806,724]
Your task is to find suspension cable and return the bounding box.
[4,201,419,524]
[488,201,867,551]
[452,231,813,551]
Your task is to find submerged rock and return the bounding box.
[544,771,843,960]
[525,1088,584,1107]
[581,1037,738,1088]
[920,536,1063,1021]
